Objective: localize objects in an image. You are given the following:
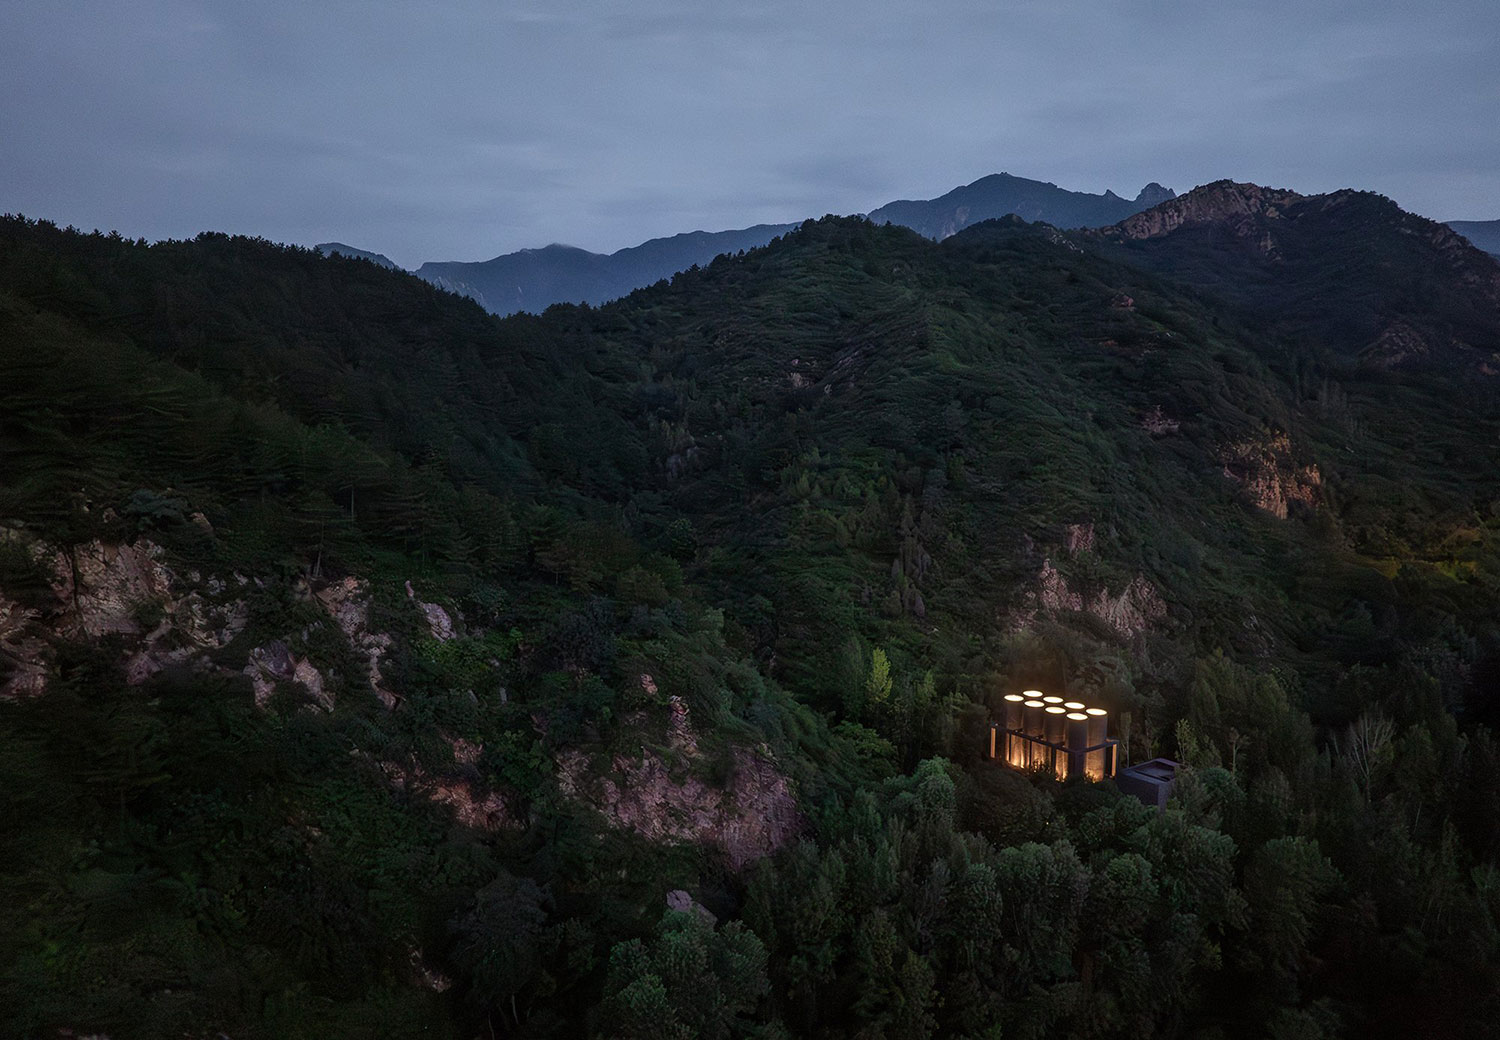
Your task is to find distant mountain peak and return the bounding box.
[866,171,1176,242]
[1106,181,1305,241]
[1134,182,1176,206]
[316,242,401,270]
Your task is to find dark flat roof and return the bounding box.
[1121,759,1179,783]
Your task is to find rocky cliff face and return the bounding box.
[1220,433,1322,519]
[1011,559,1168,641]
[557,697,802,870]
[1094,182,1500,376]
[1105,180,1305,244]
[559,745,801,870]
[3,532,799,857]
[0,534,399,710]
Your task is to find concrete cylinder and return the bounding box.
[1044,707,1067,777]
[1003,693,1026,731]
[1066,712,1088,780]
[1086,708,1108,779]
[1023,699,1046,769]
[1023,700,1045,737]
[1044,705,1067,744]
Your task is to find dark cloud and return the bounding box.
[2,0,1496,267]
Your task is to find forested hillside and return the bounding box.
[5,194,1500,1039]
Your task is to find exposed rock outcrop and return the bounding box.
[1105,181,1304,244]
[558,745,802,871]
[0,590,49,699]
[1065,522,1095,555]
[378,755,518,832]
[406,580,455,641]
[1027,560,1167,640]
[1087,576,1169,638]
[124,589,249,686]
[1364,319,1439,369]
[1140,405,1181,436]
[3,536,254,696]
[49,539,174,638]
[1220,434,1322,519]
[244,640,331,710]
[318,576,397,707]
[668,695,698,754]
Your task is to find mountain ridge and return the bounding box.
[414,222,797,315]
[6,180,1500,1036]
[314,241,401,269]
[383,172,1182,316]
[1085,180,1500,372]
[866,171,1176,240]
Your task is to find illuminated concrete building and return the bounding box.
[987,690,1118,781]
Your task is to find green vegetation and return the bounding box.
[3,206,1500,1037]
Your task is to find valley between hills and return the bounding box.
[5,177,1500,1038]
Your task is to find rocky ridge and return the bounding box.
[1104,180,1305,245]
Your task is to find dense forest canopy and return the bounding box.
[4,191,1500,1039]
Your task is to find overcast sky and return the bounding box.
[2,1,1496,268]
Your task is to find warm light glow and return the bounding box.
[1023,700,1045,707]
[1063,701,1085,710]
[1022,689,1043,699]
[1042,695,1064,705]
[1065,712,1088,721]
[1085,709,1108,780]
[1004,694,1026,702]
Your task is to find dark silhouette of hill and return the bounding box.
[868,171,1175,239]
[414,223,796,315]
[314,241,401,269]
[398,173,1175,315]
